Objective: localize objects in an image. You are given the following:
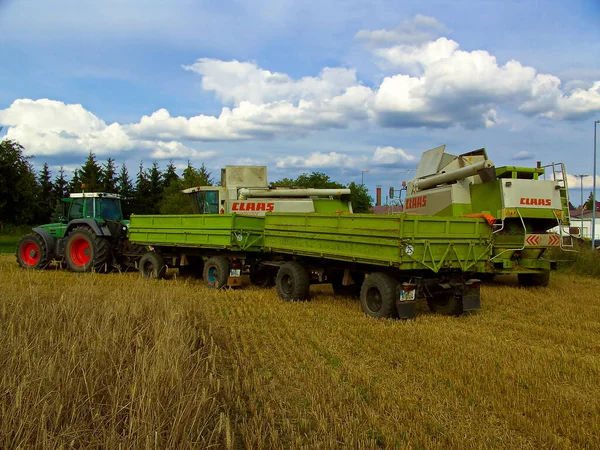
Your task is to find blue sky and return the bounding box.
[1,0,599,203]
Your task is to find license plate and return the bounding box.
[399,290,416,301]
[229,269,241,277]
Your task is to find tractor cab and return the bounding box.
[61,193,124,222]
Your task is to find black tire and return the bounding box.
[276,261,311,301]
[16,233,50,270]
[178,256,204,279]
[331,271,364,298]
[249,263,275,288]
[139,252,167,279]
[518,271,550,287]
[360,272,399,319]
[64,227,111,273]
[427,295,463,316]
[203,256,230,289]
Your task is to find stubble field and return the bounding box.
[1,254,599,449]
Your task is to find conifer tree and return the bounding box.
[101,157,118,193]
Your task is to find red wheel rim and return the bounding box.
[70,237,91,266]
[21,241,40,266]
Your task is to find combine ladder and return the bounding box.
[542,162,574,249]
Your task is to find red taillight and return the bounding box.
[402,283,417,292]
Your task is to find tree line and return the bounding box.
[0,137,373,226]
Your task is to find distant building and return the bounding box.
[370,204,403,214]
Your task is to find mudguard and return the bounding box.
[32,227,56,260]
[65,219,112,237]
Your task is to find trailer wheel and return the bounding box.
[360,273,399,319]
[64,227,111,273]
[203,256,230,289]
[518,271,550,287]
[427,295,463,316]
[276,261,311,301]
[249,263,276,288]
[16,233,50,270]
[139,252,167,279]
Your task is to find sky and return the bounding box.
[1,0,600,204]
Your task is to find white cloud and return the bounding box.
[355,14,447,46]
[566,173,600,190]
[276,152,357,169]
[512,150,535,161]
[360,17,600,128]
[372,146,416,165]
[183,59,359,106]
[0,99,200,158]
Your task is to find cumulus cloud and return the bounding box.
[2,15,600,161]
[372,146,416,165]
[183,59,359,106]
[0,99,202,158]
[359,16,600,128]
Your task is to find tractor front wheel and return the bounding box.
[16,233,50,270]
[64,227,111,273]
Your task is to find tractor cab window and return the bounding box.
[98,198,123,221]
[197,190,220,214]
[69,198,94,219]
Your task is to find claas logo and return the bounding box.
[520,197,551,206]
[231,202,275,212]
[405,195,427,209]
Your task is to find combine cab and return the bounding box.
[404,145,572,286]
[16,193,142,272]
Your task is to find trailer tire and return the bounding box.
[139,252,167,279]
[427,295,463,316]
[518,271,550,287]
[16,233,50,270]
[203,256,230,289]
[360,272,399,319]
[250,263,275,288]
[276,261,311,301]
[64,227,111,273]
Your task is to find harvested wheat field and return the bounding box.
[1,254,599,449]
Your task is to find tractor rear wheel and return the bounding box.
[276,261,311,301]
[64,227,111,273]
[518,271,550,287]
[360,272,399,319]
[139,252,167,279]
[16,233,50,270]
[203,256,230,289]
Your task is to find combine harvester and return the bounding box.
[403,145,573,286]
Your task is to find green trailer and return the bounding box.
[129,212,492,319]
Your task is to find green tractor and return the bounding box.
[16,193,142,272]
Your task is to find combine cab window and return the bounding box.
[196,190,220,214]
[99,198,123,221]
